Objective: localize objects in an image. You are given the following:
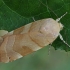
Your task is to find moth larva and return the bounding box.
[0,13,69,63]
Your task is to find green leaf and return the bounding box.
[3,0,50,17]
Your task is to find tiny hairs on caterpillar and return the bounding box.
[0,12,69,63]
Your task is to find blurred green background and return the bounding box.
[0,0,70,70]
[0,46,70,70]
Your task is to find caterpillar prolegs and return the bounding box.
[0,18,65,63]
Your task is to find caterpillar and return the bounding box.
[0,12,69,63]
